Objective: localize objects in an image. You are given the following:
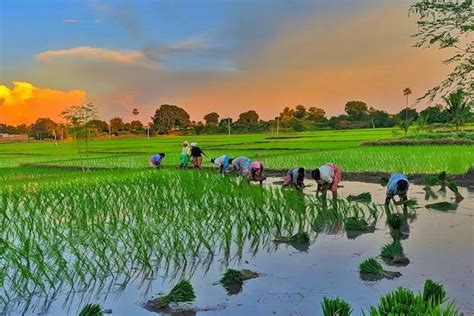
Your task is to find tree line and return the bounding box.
[1,89,471,140]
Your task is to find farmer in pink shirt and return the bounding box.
[249,161,266,184]
[311,163,342,200]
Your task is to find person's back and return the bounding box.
[387,173,409,198]
[191,146,203,158]
[149,153,165,168]
[232,157,250,171]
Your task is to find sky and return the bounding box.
[0,0,451,125]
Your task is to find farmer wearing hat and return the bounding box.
[249,160,266,184]
[190,142,206,168]
[149,153,166,168]
[179,141,191,168]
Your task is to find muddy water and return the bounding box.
[44,180,473,315]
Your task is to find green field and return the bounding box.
[1,128,472,174]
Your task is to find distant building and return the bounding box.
[0,133,29,141]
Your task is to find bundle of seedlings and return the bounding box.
[380,241,409,266]
[321,296,352,316]
[359,257,401,281]
[347,192,372,203]
[78,304,104,316]
[426,201,458,211]
[367,280,458,315]
[145,280,196,310]
[344,217,374,232]
[274,231,310,244]
[424,171,463,199]
[218,269,259,295]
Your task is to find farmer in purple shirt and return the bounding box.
[149,153,165,168]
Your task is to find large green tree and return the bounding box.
[29,118,57,140]
[410,0,473,101]
[344,101,369,120]
[152,104,191,134]
[236,110,259,125]
[203,112,220,126]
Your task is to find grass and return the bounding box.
[219,269,258,295]
[347,192,372,203]
[426,202,458,211]
[359,257,401,280]
[380,241,405,259]
[78,304,104,316]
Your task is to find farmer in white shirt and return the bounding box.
[311,163,342,200]
[211,154,231,173]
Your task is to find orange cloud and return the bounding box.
[0,81,86,125]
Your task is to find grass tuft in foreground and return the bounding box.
[321,296,352,316]
[423,279,446,305]
[380,241,410,266]
[359,257,401,281]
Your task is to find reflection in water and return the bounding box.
[1,172,468,315]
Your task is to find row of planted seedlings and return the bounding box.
[1,168,324,314]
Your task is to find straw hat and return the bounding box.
[191,142,197,147]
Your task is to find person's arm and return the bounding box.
[401,194,408,211]
[316,183,322,197]
[332,190,337,200]
[219,165,224,173]
[385,196,391,206]
[148,157,154,167]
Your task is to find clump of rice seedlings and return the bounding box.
[423,279,446,305]
[423,186,438,200]
[367,280,459,315]
[426,201,458,211]
[424,172,463,199]
[274,231,309,244]
[78,304,103,316]
[347,192,371,203]
[145,280,196,309]
[386,212,403,231]
[380,241,409,266]
[359,257,401,281]
[321,296,352,316]
[344,217,371,231]
[219,269,259,295]
[400,199,418,209]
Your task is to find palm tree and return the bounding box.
[443,89,472,132]
[402,88,412,135]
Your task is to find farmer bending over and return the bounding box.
[283,167,305,189]
[149,153,165,168]
[179,141,191,168]
[211,154,232,173]
[231,156,251,176]
[249,161,266,184]
[190,142,206,168]
[385,173,409,207]
[311,163,342,200]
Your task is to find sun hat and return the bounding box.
[191,142,197,147]
[183,141,189,145]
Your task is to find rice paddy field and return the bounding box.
[1,128,473,315]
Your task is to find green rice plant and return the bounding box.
[347,192,372,203]
[78,304,103,316]
[359,258,384,278]
[146,279,196,309]
[344,217,371,231]
[219,269,259,295]
[380,241,409,266]
[274,231,310,244]
[423,279,446,305]
[359,257,401,280]
[426,202,458,211]
[380,241,404,259]
[321,296,352,316]
[386,213,403,231]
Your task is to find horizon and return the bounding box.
[1,0,452,125]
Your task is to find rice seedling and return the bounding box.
[426,202,458,211]
[380,241,409,266]
[321,296,352,316]
[218,269,259,295]
[424,172,463,199]
[344,217,371,231]
[145,279,196,309]
[347,192,372,203]
[366,280,459,315]
[423,279,446,305]
[359,257,401,281]
[386,213,403,231]
[78,304,104,316]
[274,231,310,244]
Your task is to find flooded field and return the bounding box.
[1,170,473,315]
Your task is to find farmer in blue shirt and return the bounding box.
[211,154,231,173]
[385,173,409,206]
[149,153,165,168]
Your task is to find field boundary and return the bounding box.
[362,139,474,146]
